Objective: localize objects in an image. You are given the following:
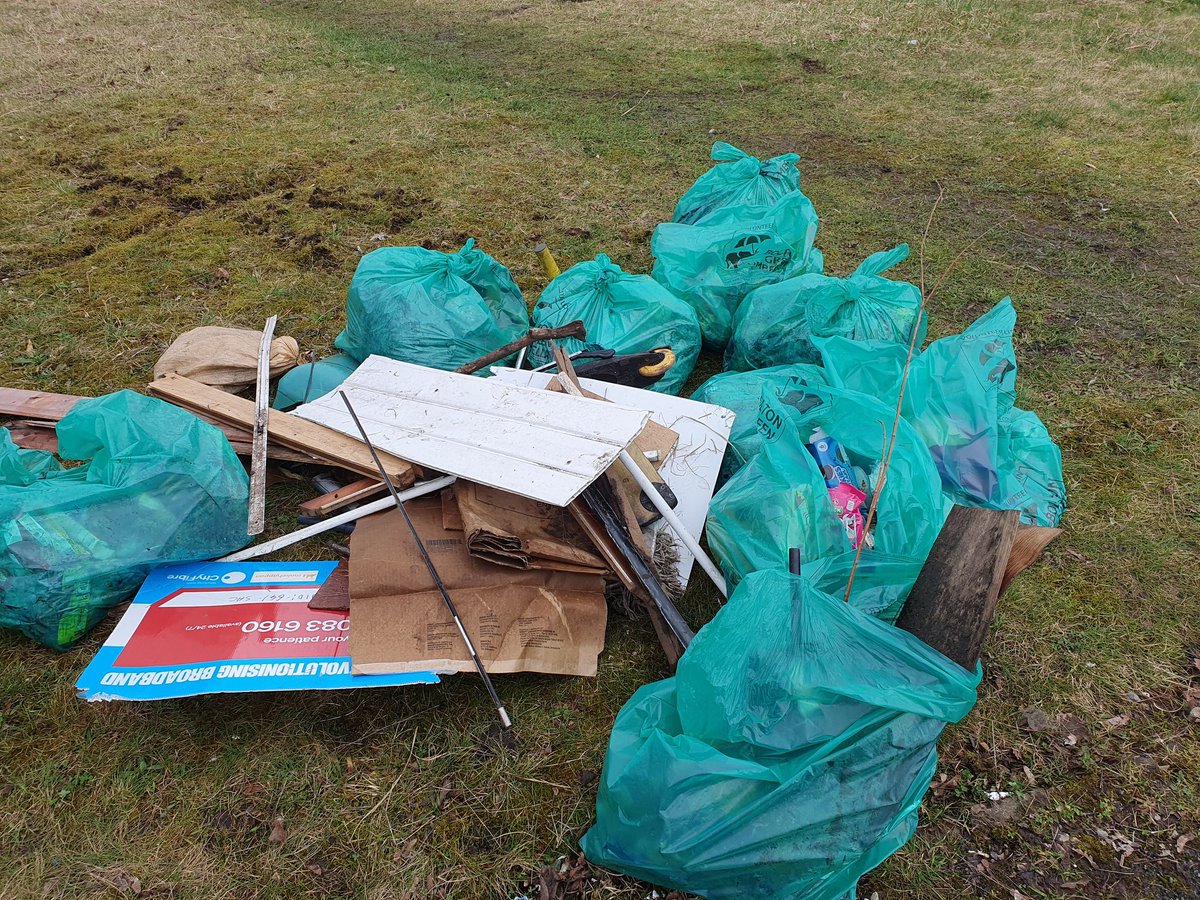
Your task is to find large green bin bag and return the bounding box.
[652,191,822,349]
[273,353,360,409]
[0,391,250,650]
[525,254,701,395]
[815,298,1066,526]
[672,142,801,226]
[335,239,529,372]
[725,243,927,371]
[582,569,981,900]
[690,363,828,484]
[705,383,947,588]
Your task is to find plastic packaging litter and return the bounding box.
[525,254,701,395]
[582,568,981,900]
[725,243,926,371]
[816,298,1066,526]
[705,383,946,589]
[273,353,360,409]
[690,364,828,484]
[335,239,529,373]
[805,426,867,549]
[671,142,801,226]
[652,191,822,349]
[0,391,250,650]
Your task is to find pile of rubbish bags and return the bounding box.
[0,140,1068,899]
[585,143,1066,898]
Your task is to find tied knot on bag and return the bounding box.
[591,253,622,288]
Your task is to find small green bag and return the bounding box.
[335,239,529,372]
[725,243,926,371]
[582,568,980,900]
[0,392,250,650]
[705,382,947,588]
[652,191,822,349]
[273,353,360,409]
[672,142,801,226]
[816,298,1066,526]
[525,254,701,395]
[690,363,828,484]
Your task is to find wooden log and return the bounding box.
[148,374,419,486]
[894,505,1020,669]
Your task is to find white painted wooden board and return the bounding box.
[293,356,650,507]
[488,368,735,589]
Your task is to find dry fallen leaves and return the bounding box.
[268,816,286,845]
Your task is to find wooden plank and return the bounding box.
[0,388,83,421]
[148,373,418,487]
[2,388,322,464]
[298,477,386,517]
[293,355,648,507]
[3,420,59,452]
[247,315,277,536]
[894,506,1021,669]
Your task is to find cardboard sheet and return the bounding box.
[453,481,609,574]
[75,562,438,701]
[348,503,607,677]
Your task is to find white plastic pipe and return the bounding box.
[219,475,456,562]
[618,449,728,598]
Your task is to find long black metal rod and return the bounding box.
[338,391,512,729]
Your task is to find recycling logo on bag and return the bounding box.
[722,232,794,273]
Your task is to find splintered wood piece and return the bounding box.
[895,506,1020,669]
[299,477,387,517]
[248,315,278,536]
[149,373,418,486]
[1000,525,1062,596]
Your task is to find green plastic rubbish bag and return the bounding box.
[672,142,801,226]
[705,383,947,588]
[335,239,529,372]
[652,191,822,349]
[690,363,827,484]
[802,550,924,626]
[0,391,250,650]
[815,298,1066,526]
[725,243,927,371]
[273,353,359,409]
[582,569,981,900]
[525,254,701,395]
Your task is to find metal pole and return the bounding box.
[338,392,512,729]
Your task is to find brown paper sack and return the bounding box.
[153,326,302,391]
[348,499,607,677]
[452,481,609,575]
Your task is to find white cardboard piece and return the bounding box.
[293,356,651,507]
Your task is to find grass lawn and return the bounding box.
[2,0,1198,896]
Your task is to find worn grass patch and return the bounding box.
[1,0,1198,896]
